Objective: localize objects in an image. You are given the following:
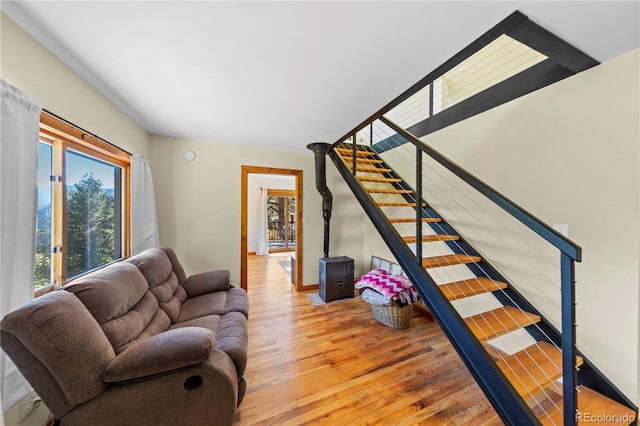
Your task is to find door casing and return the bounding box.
[240,165,303,291]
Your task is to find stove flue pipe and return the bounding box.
[307,142,333,258]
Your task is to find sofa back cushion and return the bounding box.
[127,247,188,323]
[64,262,170,354]
[160,246,187,285]
[0,290,115,418]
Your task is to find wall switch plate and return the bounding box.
[552,224,569,238]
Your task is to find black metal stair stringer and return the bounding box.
[327,148,541,426]
[332,143,638,417]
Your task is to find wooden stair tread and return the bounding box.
[389,217,442,223]
[439,277,507,301]
[356,176,402,183]
[539,385,636,425]
[421,254,481,268]
[341,157,383,164]
[335,147,377,157]
[464,306,541,342]
[377,202,427,208]
[402,234,460,244]
[366,188,414,194]
[348,166,392,173]
[496,341,583,399]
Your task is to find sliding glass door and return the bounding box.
[267,190,296,252]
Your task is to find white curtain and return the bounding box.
[131,154,159,255]
[256,188,269,255]
[0,79,42,412]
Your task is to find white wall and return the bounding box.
[414,49,639,403]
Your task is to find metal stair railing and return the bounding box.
[328,144,543,425]
[364,115,581,425]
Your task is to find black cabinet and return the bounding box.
[319,256,354,303]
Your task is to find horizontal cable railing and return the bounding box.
[378,116,581,262]
[334,103,584,422]
[364,124,574,424]
[329,144,541,424]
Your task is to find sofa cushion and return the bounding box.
[177,288,250,322]
[103,327,215,383]
[111,300,172,355]
[63,262,170,354]
[128,247,188,323]
[171,313,248,376]
[160,246,187,285]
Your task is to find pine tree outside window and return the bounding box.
[34,113,130,296]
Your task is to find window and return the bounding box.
[35,113,130,295]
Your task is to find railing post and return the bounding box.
[429,81,434,118]
[369,122,373,147]
[351,135,357,176]
[415,146,422,263]
[561,252,577,426]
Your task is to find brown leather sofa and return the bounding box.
[1,247,249,426]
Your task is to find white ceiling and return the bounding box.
[2,1,639,152]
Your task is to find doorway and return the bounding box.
[267,189,296,252]
[240,166,303,291]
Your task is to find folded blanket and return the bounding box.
[356,269,419,306]
[361,288,392,306]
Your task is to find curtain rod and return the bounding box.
[42,108,132,156]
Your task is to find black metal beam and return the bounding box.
[331,10,599,151]
[404,59,575,140]
[331,11,530,149]
[507,19,599,73]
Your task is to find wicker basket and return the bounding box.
[370,304,413,329]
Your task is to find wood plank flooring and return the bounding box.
[234,253,502,425]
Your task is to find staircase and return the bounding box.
[330,144,636,425]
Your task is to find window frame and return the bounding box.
[35,112,131,297]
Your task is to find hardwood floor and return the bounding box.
[235,254,502,425]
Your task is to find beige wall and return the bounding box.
[0,13,150,157]
[150,136,367,287]
[414,49,639,403]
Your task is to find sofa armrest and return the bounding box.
[183,270,231,297]
[103,327,215,383]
